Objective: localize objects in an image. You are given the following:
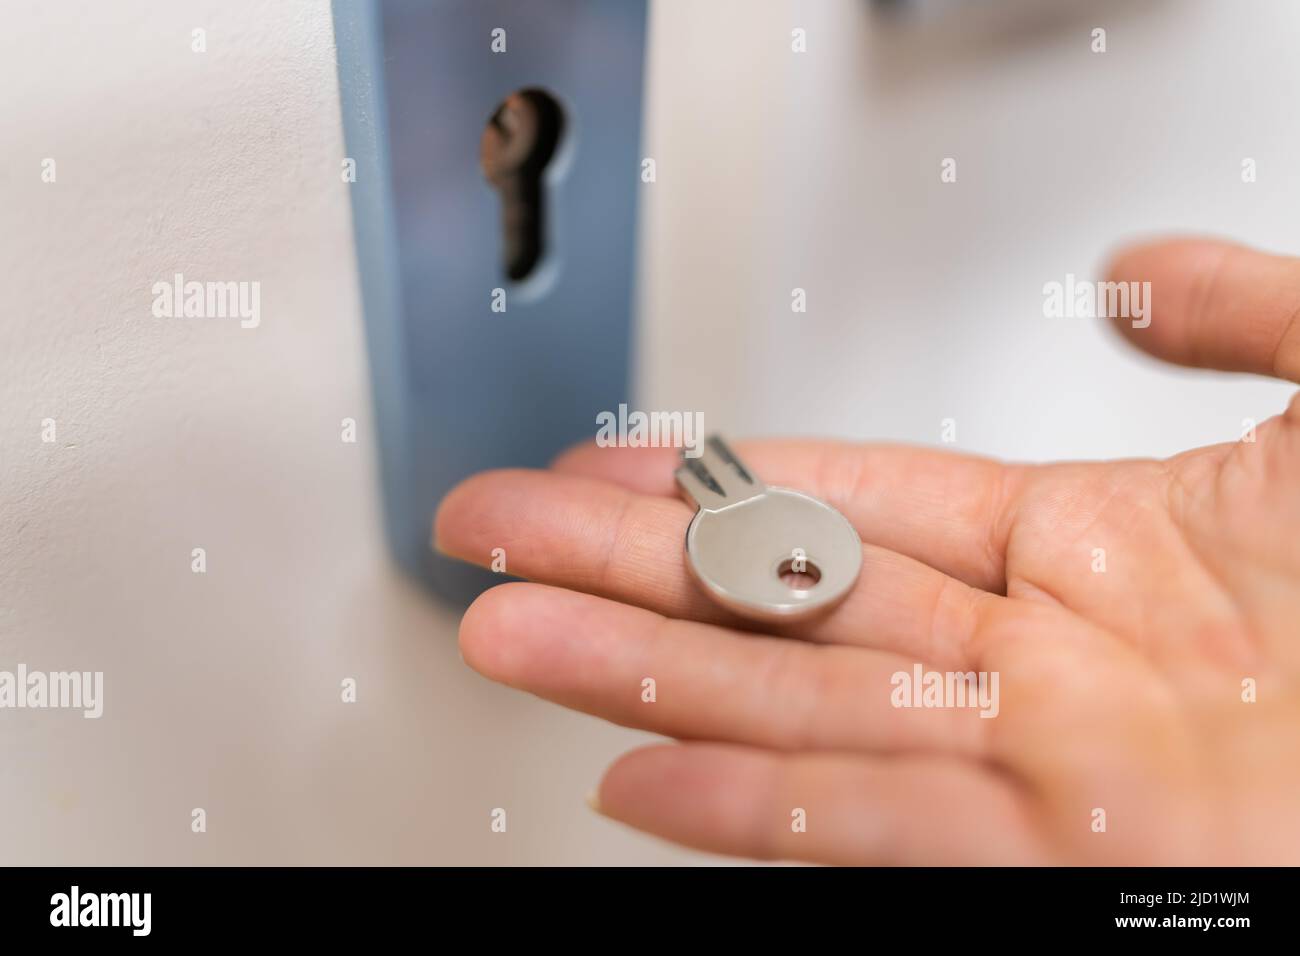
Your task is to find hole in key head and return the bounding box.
[777,556,821,591]
[480,87,565,283]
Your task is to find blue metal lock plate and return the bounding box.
[333,0,647,604]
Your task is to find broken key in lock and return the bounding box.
[480,88,564,282]
[675,436,863,624]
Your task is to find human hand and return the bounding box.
[435,238,1300,864]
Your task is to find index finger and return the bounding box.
[553,438,1022,595]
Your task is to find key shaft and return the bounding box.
[674,436,765,511]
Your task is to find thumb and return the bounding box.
[1105,237,1300,384]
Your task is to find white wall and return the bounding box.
[2,0,1296,864]
[0,0,691,865]
[636,0,1296,456]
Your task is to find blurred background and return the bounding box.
[1,0,1297,864]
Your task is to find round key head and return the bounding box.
[684,486,863,623]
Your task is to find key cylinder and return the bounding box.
[480,87,565,282]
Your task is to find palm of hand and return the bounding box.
[970,414,1299,864]
[436,239,1300,864]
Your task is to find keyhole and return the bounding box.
[778,557,822,591]
[480,87,565,282]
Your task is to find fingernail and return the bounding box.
[585,789,603,814]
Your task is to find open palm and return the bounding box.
[436,238,1300,864]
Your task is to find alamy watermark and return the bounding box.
[595,404,704,458]
[891,663,999,718]
[0,665,103,718]
[50,886,150,936]
[151,272,260,328]
[1043,273,1151,328]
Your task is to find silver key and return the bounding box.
[675,436,862,623]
